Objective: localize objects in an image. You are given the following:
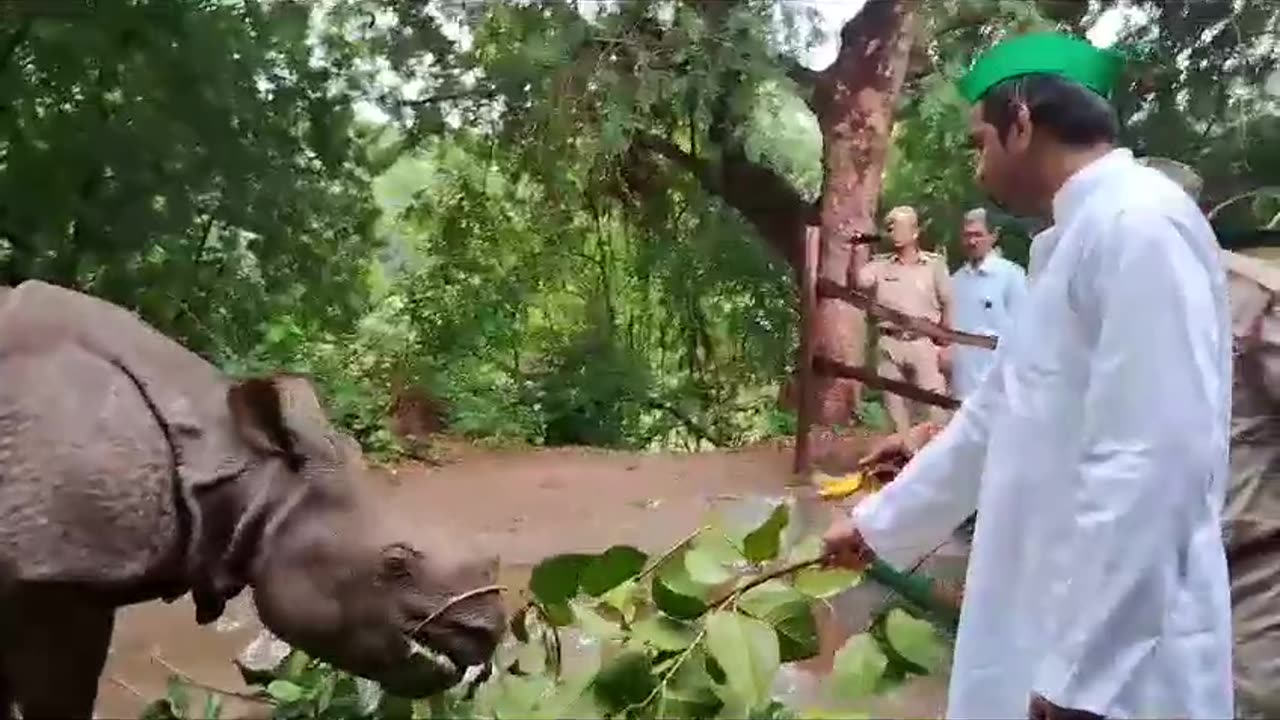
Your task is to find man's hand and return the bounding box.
[858,421,942,467]
[821,515,875,570]
[1028,693,1104,720]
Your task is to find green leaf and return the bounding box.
[653,573,707,620]
[480,674,556,718]
[580,545,648,596]
[653,549,712,620]
[569,600,624,641]
[202,691,223,720]
[685,531,742,585]
[826,633,887,701]
[685,546,735,585]
[661,682,723,719]
[793,567,861,600]
[631,614,697,652]
[591,649,658,712]
[659,646,723,719]
[266,680,305,704]
[703,611,780,709]
[281,650,310,681]
[529,553,593,606]
[378,693,414,720]
[884,608,948,672]
[742,503,790,563]
[737,581,819,662]
[138,699,183,720]
[355,678,384,716]
[599,578,641,623]
[783,534,824,564]
[537,671,606,719]
[164,677,190,715]
[540,600,576,628]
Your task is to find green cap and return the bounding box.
[957,31,1124,103]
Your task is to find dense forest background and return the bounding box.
[3,0,1276,456]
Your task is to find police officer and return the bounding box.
[857,205,953,440]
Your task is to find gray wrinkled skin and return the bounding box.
[0,280,504,720]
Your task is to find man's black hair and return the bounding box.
[980,73,1119,148]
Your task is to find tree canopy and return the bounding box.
[3,0,1275,453]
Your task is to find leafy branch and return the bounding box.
[147,500,953,719]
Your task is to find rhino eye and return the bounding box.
[380,543,421,581]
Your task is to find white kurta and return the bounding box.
[852,149,1234,718]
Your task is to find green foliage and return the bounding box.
[371,132,799,451]
[145,503,951,720]
[0,0,385,359]
[8,0,1273,459]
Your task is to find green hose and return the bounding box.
[864,557,960,636]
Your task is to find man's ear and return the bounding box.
[227,377,302,469]
[1006,103,1034,153]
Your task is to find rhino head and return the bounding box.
[197,375,504,697]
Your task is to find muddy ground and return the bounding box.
[96,436,957,719]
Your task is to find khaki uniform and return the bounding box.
[858,251,952,433]
[1224,249,1280,718]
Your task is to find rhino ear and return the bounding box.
[227,377,302,470]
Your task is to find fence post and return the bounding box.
[794,225,821,475]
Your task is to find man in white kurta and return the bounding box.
[824,32,1234,719]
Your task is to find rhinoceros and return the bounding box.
[0,280,505,719]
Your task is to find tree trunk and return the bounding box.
[633,1,916,429]
[809,0,917,425]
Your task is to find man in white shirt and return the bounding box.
[823,32,1234,720]
[947,208,1027,398]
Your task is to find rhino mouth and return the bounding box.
[376,623,495,699]
[369,637,468,698]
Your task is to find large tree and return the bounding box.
[352,0,930,425]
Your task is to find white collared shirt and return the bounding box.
[950,252,1027,398]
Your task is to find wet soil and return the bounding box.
[96,437,953,719]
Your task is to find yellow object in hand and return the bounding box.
[816,471,864,500]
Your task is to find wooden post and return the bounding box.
[794,226,821,475]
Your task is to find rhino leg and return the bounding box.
[1,587,114,720]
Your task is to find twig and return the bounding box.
[411,584,507,634]
[706,556,827,613]
[630,625,709,716]
[1208,187,1280,221]
[150,653,271,705]
[635,525,707,583]
[108,676,148,700]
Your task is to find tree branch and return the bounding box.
[399,87,501,106]
[784,58,822,112]
[631,132,812,269]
